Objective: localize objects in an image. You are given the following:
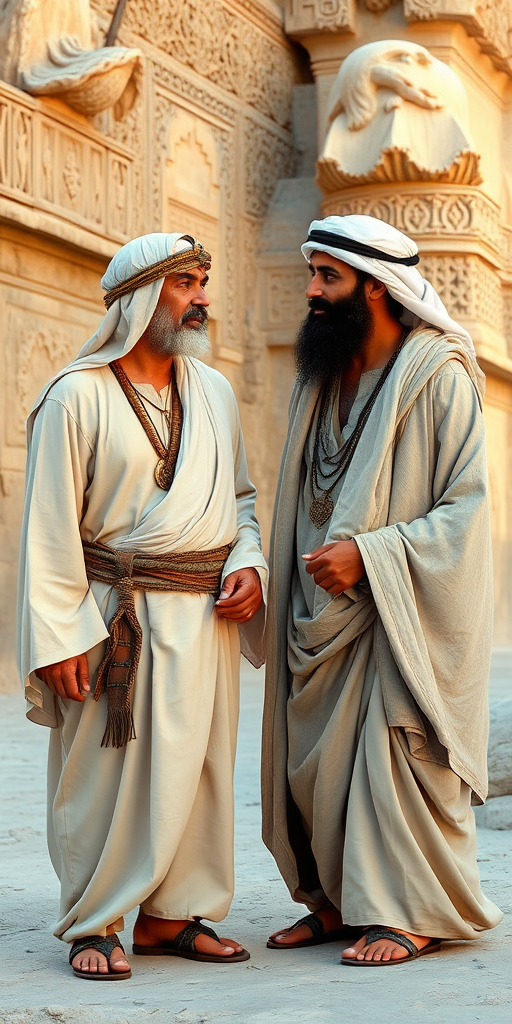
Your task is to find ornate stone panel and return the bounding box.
[164,107,222,325]
[285,1,356,33]
[121,0,297,127]
[418,254,503,332]
[3,305,90,448]
[503,289,512,359]
[244,120,296,218]
[322,187,504,262]
[365,0,399,10]
[404,1,512,76]
[0,81,134,244]
[153,64,237,127]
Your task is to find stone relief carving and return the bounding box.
[285,1,355,32]
[102,81,145,236]
[419,254,503,331]
[365,0,399,11]
[6,313,75,446]
[502,290,512,358]
[211,125,237,347]
[317,39,482,190]
[153,64,237,127]
[404,1,512,74]
[0,81,134,242]
[245,121,296,218]
[121,0,296,128]
[404,0,442,16]
[322,189,503,259]
[0,0,141,118]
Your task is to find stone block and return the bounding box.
[488,698,512,798]
[474,794,512,830]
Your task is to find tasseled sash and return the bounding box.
[83,540,231,748]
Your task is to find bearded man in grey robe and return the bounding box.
[18,233,267,978]
[262,214,501,966]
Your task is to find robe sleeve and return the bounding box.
[219,386,268,668]
[354,367,492,798]
[17,397,110,727]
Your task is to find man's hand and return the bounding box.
[35,654,90,702]
[215,568,263,622]
[303,540,365,595]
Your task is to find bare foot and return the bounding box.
[268,905,343,947]
[342,928,434,963]
[71,928,130,975]
[133,908,243,958]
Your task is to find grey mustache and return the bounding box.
[181,307,208,324]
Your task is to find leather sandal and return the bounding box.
[132,920,250,963]
[70,933,131,980]
[341,927,442,966]
[267,911,360,949]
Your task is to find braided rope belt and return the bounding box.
[83,540,230,748]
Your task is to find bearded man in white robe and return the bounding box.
[262,215,502,966]
[18,232,267,979]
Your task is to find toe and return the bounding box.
[111,955,130,972]
[220,937,243,952]
[194,934,235,957]
[341,946,357,959]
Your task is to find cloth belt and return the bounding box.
[83,540,231,748]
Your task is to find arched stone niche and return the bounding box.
[163,108,222,353]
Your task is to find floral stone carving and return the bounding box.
[317,39,482,190]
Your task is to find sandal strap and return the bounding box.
[173,921,219,953]
[364,927,418,957]
[69,932,125,965]
[294,913,325,941]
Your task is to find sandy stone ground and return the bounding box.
[1,664,512,1024]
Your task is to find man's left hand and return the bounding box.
[303,540,365,595]
[215,568,263,622]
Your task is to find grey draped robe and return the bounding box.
[262,327,502,939]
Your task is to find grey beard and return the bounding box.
[145,306,210,358]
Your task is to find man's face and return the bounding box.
[145,266,210,357]
[294,252,373,388]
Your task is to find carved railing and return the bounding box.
[0,81,135,246]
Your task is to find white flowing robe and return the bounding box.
[18,356,267,942]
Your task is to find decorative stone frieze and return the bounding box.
[404,1,512,77]
[244,120,296,218]
[321,187,504,264]
[0,81,134,245]
[284,1,356,33]
[122,0,297,127]
[419,254,503,333]
[152,64,237,127]
[365,0,399,11]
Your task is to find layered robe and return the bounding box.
[262,327,502,939]
[18,356,267,943]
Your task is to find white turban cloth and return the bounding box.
[301,214,480,370]
[27,233,203,442]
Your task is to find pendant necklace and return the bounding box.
[109,360,183,490]
[309,338,405,529]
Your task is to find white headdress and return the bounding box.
[301,214,478,367]
[27,232,210,440]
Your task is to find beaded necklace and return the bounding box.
[309,338,404,528]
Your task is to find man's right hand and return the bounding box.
[35,654,90,702]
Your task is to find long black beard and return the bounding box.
[294,278,373,390]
